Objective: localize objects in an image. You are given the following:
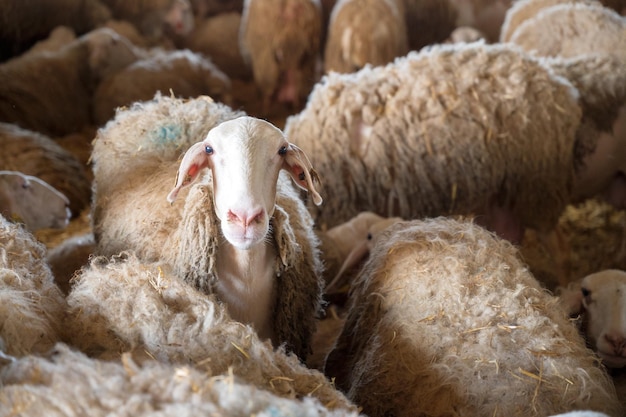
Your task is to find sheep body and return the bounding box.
[0,343,360,416]
[0,28,141,137]
[93,49,232,125]
[325,217,623,417]
[91,95,324,358]
[323,0,408,74]
[0,216,66,357]
[0,0,111,61]
[239,0,322,109]
[0,123,91,217]
[64,252,357,413]
[285,42,581,236]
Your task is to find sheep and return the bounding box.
[91,94,324,359]
[0,343,360,416]
[63,252,357,413]
[92,49,232,126]
[403,0,458,49]
[0,215,66,357]
[0,0,111,61]
[0,171,70,232]
[448,0,513,42]
[323,0,409,74]
[239,0,323,111]
[324,217,624,417]
[16,26,77,59]
[100,0,195,42]
[182,12,252,80]
[284,42,583,242]
[558,269,626,369]
[0,28,141,137]
[499,0,601,43]
[0,122,92,217]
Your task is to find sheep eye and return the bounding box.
[278,146,288,156]
[205,145,213,155]
[21,181,30,190]
[581,287,591,300]
[367,233,373,240]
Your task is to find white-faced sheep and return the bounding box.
[324,217,624,417]
[100,0,195,42]
[0,28,141,137]
[0,171,70,232]
[0,0,111,61]
[91,94,324,359]
[239,0,323,111]
[93,49,232,126]
[558,269,626,369]
[63,252,357,413]
[284,42,583,242]
[323,0,409,74]
[0,342,360,417]
[0,122,92,217]
[0,215,66,357]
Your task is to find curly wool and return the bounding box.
[64,253,355,412]
[92,94,324,358]
[285,42,581,230]
[0,343,361,417]
[325,217,623,417]
[0,216,66,356]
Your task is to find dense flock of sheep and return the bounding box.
[1,0,626,416]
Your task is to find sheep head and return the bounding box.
[563,269,626,368]
[167,116,322,250]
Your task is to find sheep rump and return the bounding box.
[325,217,623,417]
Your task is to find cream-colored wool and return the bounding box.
[0,28,141,137]
[508,3,626,59]
[499,0,601,42]
[0,123,91,218]
[64,253,356,412]
[240,0,322,108]
[0,343,361,416]
[323,0,409,74]
[0,0,111,61]
[91,94,324,359]
[325,217,623,417]
[285,42,581,232]
[0,216,66,356]
[93,49,232,125]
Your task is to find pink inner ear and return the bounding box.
[290,165,306,184]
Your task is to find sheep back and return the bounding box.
[65,252,355,412]
[325,217,623,417]
[285,42,581,230]
[0,123,91,217]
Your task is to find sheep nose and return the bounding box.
[604,333,626,354]
[227,208,264,227]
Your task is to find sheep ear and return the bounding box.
[282,143,323,206]
[167,142,210,203]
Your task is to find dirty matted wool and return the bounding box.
[64,252,355,412]
[285,42,580,230]
[0,343,362,417]
[325,217,623,417]
[0,216,66,356]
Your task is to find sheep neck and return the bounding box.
[214,240,277,343]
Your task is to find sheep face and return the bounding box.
[168,116,321,250]
[579,270,626,368]
[0,171,70,232]
[164,0,195,36]
[82,28,139,82]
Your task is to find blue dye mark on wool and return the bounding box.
[147,124,182,147]
[261,405,286,417]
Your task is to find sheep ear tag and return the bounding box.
[167,141,210,204]
[283,143,323,206]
